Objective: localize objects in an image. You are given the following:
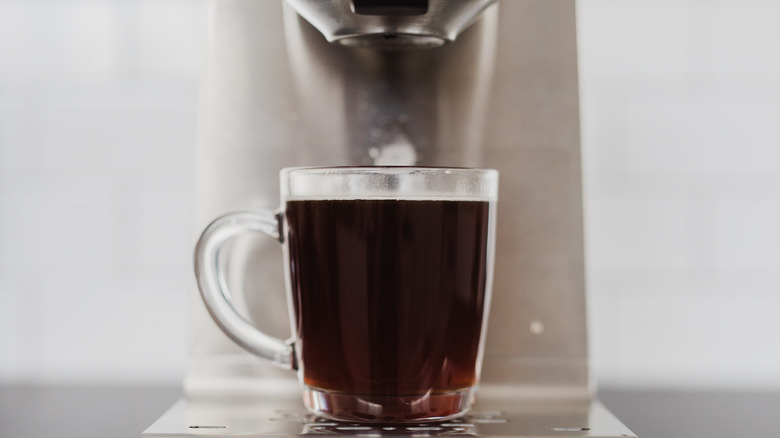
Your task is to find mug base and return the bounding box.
[302,386,475,423]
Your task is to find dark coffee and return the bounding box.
[285,198,490,420]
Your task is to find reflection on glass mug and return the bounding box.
[194,166,498,423]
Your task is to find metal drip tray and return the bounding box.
[143,395,635,437]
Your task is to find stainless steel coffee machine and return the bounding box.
[144,0,636,436]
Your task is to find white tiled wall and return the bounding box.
[0,0,205,384]
[579,0,780,389]
[1,0,778,389]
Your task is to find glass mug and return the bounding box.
[194,166,498,423]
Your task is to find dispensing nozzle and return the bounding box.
[352,0,428,16]
[285,0,496,49]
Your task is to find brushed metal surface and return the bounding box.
[479,0,588,398]
[285,0,496,48]
[143,395,635,438]
[188,0,588,401]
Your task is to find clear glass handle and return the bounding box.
[194,211,295,370]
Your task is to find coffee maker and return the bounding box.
[144,0,636,436]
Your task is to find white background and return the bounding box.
[1,0,778,390]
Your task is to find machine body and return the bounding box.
[144,0,635,436]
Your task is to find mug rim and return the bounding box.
[281,165,498,176]
[281,166,498,201]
